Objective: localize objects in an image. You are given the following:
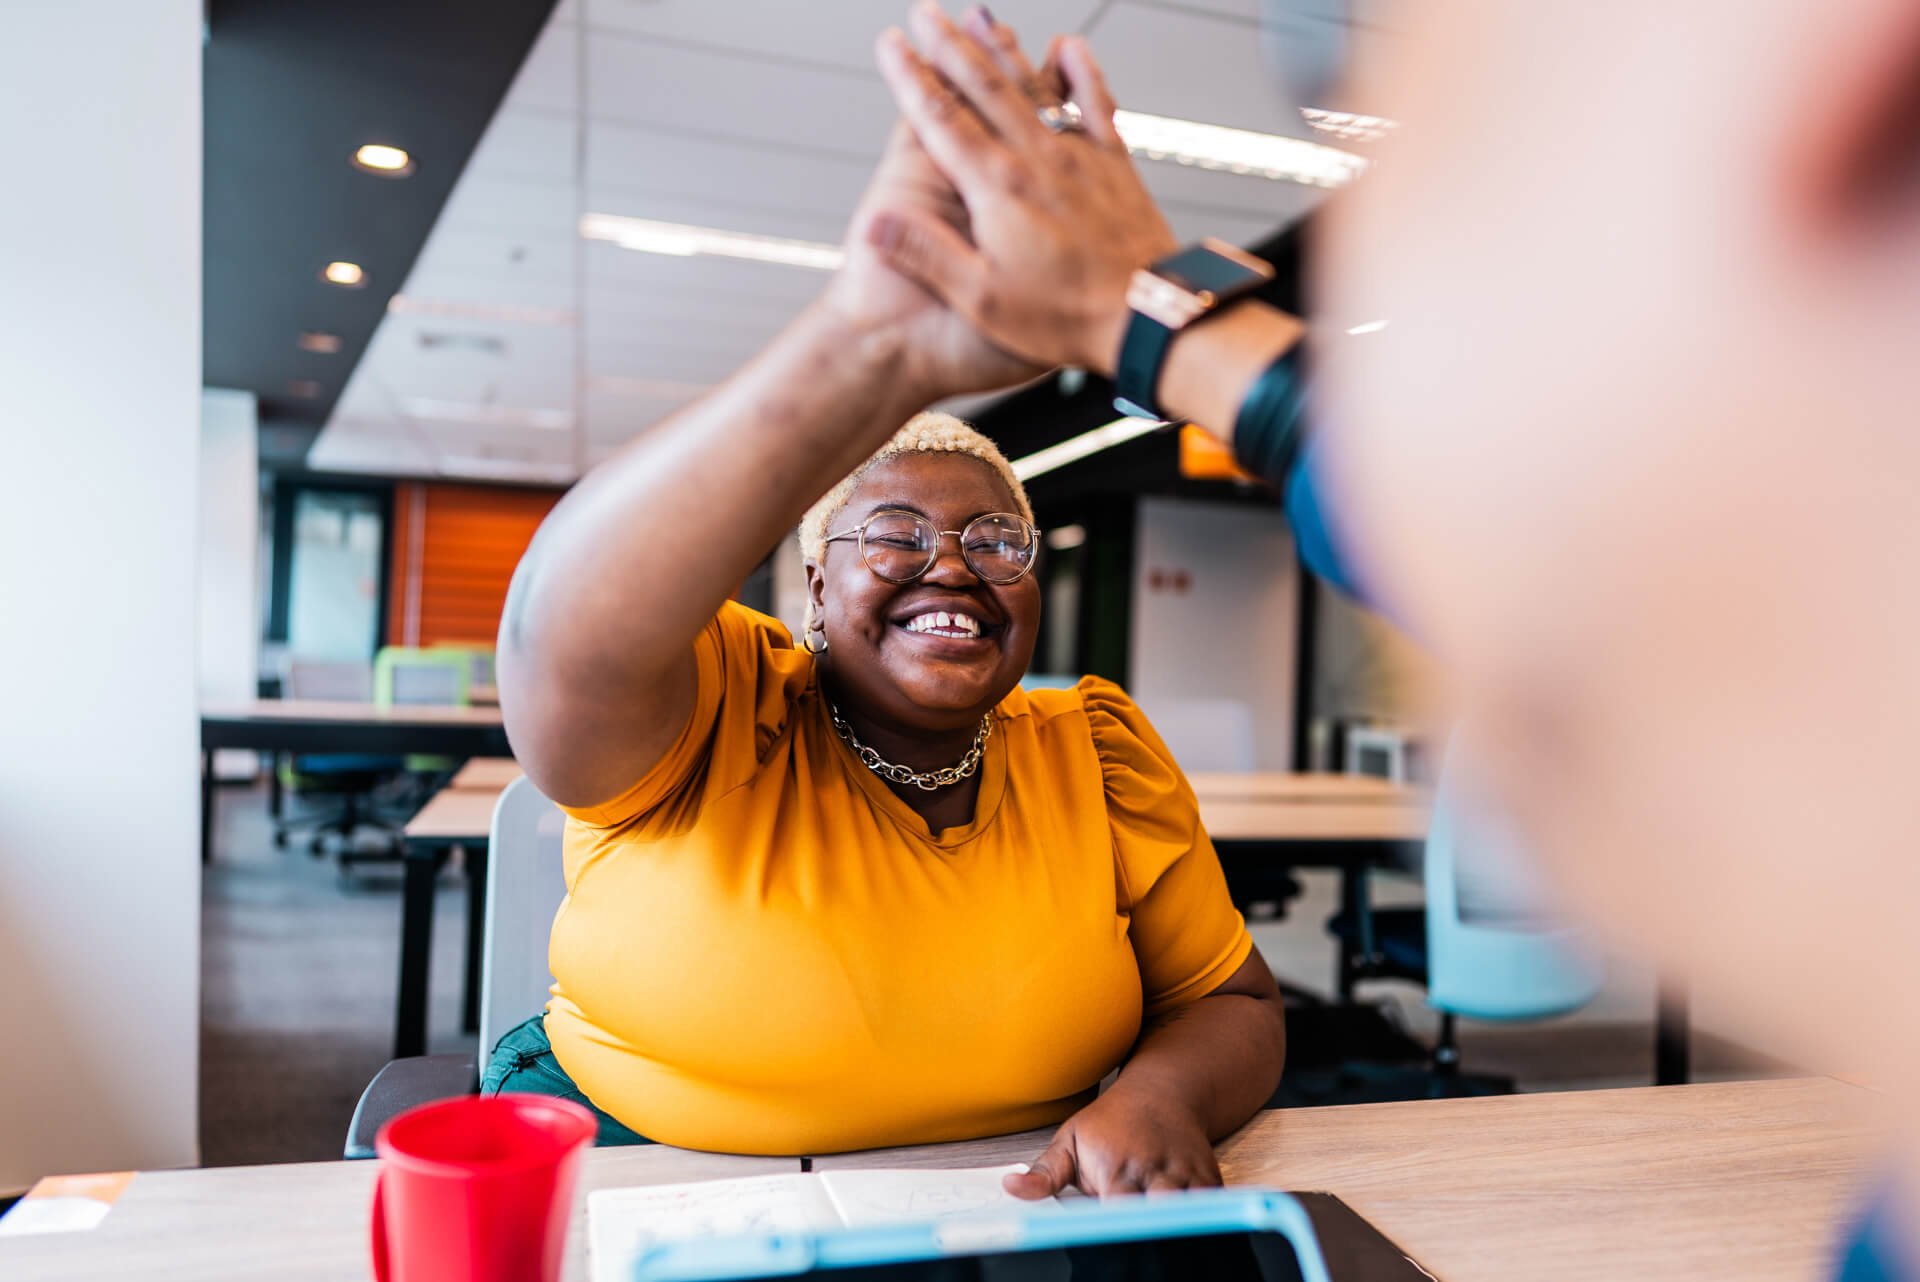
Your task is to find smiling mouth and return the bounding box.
[898,610,991,641]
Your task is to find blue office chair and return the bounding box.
[1327,760,1603,1094]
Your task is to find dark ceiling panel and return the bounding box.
[203,0,559,428]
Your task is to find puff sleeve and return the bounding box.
[1081,678,1255,1017]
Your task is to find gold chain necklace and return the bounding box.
[828,704,993,792]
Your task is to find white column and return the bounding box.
[0,0,202,1191]
[200,389,260,778]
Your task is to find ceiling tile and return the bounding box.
[582,0,1106,74]
[586,35,894,158]
[501,20,581,114]
[460,107,579,186]
[585,120,872,228]
[1086,1,1327,135]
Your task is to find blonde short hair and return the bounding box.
[797,413,1032,563]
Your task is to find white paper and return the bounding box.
[587,1174,838,1282]
[817,1164,1035,1227]
[0,1196,114,1237]
[588,1164,1045,1282]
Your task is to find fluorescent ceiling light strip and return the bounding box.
[1299,107,1398,143]
[580,213,846,271]
[404,398,574,430]
[1112,109,1366,189]
[387,296,577,327]
[1345,319,1388,336]
[1011,417,1162,482]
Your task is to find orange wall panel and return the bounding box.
[385,482,563,648]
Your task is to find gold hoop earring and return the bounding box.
[801,604,828,656]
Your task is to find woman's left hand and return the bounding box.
[1004,1086,1223,1198]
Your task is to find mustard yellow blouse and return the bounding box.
[544,603,1252,1154]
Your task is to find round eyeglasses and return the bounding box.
[824,511,1040,585]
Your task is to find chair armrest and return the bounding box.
[345,1053,478,1159]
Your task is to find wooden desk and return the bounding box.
[815,1078,1879,1282]
[1199,796,1428,844]
[468,682,499,706]
[0,1146,791,1282]
[1188,772,1422,803]
[450,756,522,790]
[3,1081,1874,1282]
[392,786,512,1058]
[198,699,511,863]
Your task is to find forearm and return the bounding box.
[498,300,929,799]
[1108,992,1287,1141]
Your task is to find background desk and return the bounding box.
[3,1080,1875,1282]
[395,787,504,1058]
[198,700,511,863]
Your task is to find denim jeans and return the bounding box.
[479,1014,652,1147]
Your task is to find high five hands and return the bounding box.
[867,4,1178,384]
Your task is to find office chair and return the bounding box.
[1324,767,1604,1097]
[273,659,407,856]
[346,775,568,1157]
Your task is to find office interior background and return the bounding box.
[0,0,1791,1197]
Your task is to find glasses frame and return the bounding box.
[823,510,1042,586]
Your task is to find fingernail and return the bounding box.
[978,5,995,24]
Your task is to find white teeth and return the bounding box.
[904,611,983,638]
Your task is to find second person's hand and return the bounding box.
[822,114,1048,407]
[868,4,1179,380]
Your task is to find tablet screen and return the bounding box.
[815,1229,1306,1280]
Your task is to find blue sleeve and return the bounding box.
[1282,438,1367,602]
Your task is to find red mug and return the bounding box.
[371,1094,596,1282]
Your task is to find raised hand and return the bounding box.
[821,116,1047,407]
[868,4,1179,379]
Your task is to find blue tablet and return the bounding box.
[626,1187,1345,1282]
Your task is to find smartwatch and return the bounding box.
[1113,238,1277,421]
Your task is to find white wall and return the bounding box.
[0,0,202,1192]
[1129,498,1299,771]
[200,389,260,778]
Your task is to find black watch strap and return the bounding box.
[1113,309,1178,421]
[1232,342,1310,486]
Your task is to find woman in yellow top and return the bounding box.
[494,122,1286,1198]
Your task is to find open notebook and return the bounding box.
[588,1165,1037,1282]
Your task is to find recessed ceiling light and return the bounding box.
[298,331,343,354]
[1111,109,1366,189]
[322,261,365,288]
[579,213,846,271]
[287,379,322,399]
[353,144,414,176]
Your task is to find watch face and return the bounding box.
[1156,243,1273,298]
